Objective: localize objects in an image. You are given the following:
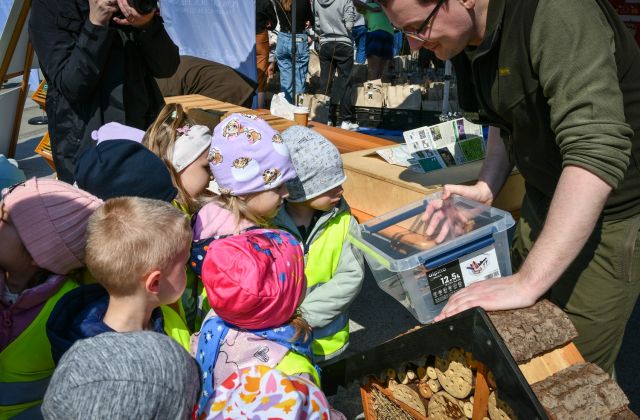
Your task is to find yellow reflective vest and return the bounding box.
[0,279,78,420]
[305,212,352,359]
[160,305,191,352]
[276,350,321,386]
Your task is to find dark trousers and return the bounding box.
[318,41,355,123]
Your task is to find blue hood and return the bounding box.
[46,283,164,363]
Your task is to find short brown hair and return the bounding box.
[85,197,192,296]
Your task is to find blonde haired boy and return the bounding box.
[47,197,192,362]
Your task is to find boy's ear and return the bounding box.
[144,270,162,294]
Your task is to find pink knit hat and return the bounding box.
[2,178,102,274]
[201,229,306,329]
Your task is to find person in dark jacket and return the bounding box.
[29,0,180,183]
[379,0,640,374]
[155,56,257,108]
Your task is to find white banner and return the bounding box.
[159,0,257,83]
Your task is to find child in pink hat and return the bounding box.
[191,228,319,418]
[0,178,102,418]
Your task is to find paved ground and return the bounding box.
[13,102,639,415]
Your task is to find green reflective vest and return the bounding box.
[276,350,321,386]
[0,279,78,420]
[160,305,192,352]
[305,212,351,359]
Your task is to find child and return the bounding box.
[274,126,364,362]
[192,229,319,418]
[46,197,192,363]
[192,112,296,239]
[0,178,102,419]
[201,365,331,419]
[75,139,178,202]
[42,331,200,419]
[186,113,296,330]
[143,103,213,215]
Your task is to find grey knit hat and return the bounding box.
[281,126,346,202]
[42,332,200,420]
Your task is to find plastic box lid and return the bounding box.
[349,192,515,272]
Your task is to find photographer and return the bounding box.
[30,0,180,183]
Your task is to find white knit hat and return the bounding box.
[281,126,346,202]
[172,125,212,173]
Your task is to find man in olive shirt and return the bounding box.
[378,0,640,374]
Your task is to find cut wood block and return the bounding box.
[531,363,634,419]
[488,300,578,364]
[518,342,585,385]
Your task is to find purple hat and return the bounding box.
[207,113,296,196]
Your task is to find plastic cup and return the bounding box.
[293,106,310,126]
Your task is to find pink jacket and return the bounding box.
[192,201,255,240]
[0,273,67,351]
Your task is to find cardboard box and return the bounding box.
[342,145,524,218]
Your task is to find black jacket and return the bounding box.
[29,0,180,183]
[256,0,277,33]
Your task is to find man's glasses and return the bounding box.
[401,0,447,42]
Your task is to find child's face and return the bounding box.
[306,185,344,212]
[179,150,212,199]
[244,184,289,219]
[157,247,189,305]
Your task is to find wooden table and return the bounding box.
[164,94,395,154]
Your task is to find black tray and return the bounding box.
[321,307,548,419]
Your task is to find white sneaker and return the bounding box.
[340,121,360,131]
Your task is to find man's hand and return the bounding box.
[421,182,494,243]
[433,273,540,321]
[441,181,494,205]
[89,0,119,26]
[113,0,155,28]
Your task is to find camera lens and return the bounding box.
[127,0,157,15]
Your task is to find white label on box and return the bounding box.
[459,246,502,285]
[425,245,501,305]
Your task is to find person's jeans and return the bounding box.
[352,25,367,64]
[319,41,355,123]
[393,31,404,56]
[275,32,309,104]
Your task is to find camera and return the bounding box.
[127,0,157,15]
[115,0,157,17]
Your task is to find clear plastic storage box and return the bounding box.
[349,192,515,324]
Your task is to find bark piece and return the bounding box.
[488,300,578,363]
[531,363,634,419]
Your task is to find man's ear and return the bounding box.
[144,270,162,294]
